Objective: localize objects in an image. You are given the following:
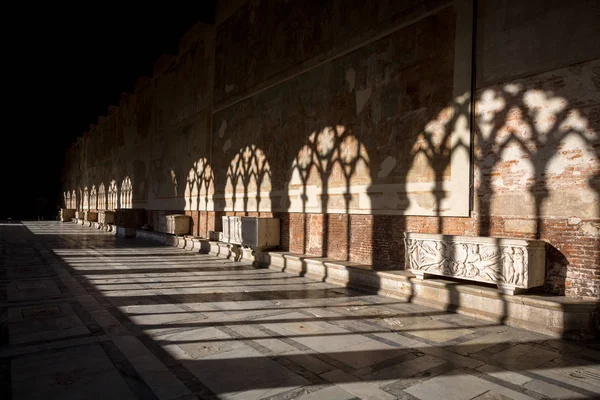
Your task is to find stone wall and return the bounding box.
[61,0,600,299]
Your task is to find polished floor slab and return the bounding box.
[1,221,599,400]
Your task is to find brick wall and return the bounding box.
[274,212,599,298]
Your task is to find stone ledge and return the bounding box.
[262,251,599,339]
[129,230,598,339]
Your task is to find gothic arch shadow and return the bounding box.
[185,157,215,237]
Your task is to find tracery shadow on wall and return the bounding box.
[108,180,118,210]
[98,183,106,210]
[62,72,598,302]
[264,76,597,304]
[225,145,272,215]
[121,176,133,209]
[90,185,97,211]
[185,158,215,237]
[83,186,89,211]
[399,81,599,299]
[287,125,371,263]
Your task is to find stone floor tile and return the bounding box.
[281,352,336,375]
[292,385,356,400]
[362,354,447,386]
[260,311,372,353]
[404,373,536,400]
[8,303,90,345]
[418,345,485,369]
[326,339,408,369]
[401,319,475,343]
[226,324,298,354]
[7,279,62,301]
[489,344,559,370]
[320,368,396,399]
[530,363,600,395]
[523,379,590,399]
[11,344,136,400]
[183,344,310,398]
[476,363,533,386]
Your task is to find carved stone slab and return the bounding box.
[404,232,546,295]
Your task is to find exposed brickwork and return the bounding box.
[277,212,599,299]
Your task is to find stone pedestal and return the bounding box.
[60,208,75,222]
[404,232,546,295]
[165,214,191,235]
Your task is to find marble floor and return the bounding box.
[1,221,599,400]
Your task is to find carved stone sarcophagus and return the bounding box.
[60,208,75,222]
[84,211,98,222]
[98,210,115,225]
[221,216,242,244]
[165,214,191,235]
[404,232,545,295]
[241,217,280,248]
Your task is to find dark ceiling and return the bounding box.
[3,4,217,219]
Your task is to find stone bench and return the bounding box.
[404,232,545,295]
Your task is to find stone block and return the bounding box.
[165,214,191,235]
[84,211,98,222]
[241,217,280,248]
[98,210,115,225]
[404,232,545,294]
[60,208,75,222]
[221,216,242,244]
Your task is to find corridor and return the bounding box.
[1,221,599,399]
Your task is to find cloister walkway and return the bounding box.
[1,221,599,400]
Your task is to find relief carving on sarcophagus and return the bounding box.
[404,232,545,295]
